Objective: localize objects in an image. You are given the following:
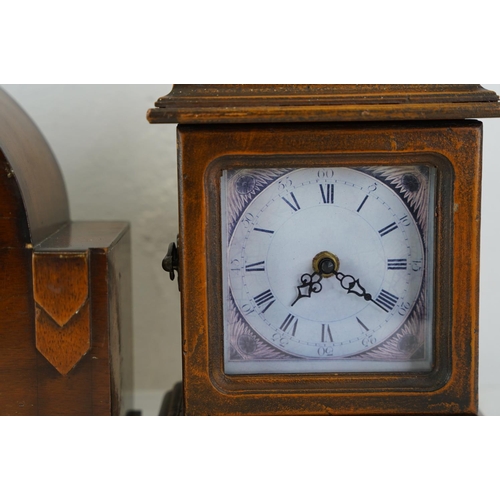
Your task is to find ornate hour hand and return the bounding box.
[291,272,323,306]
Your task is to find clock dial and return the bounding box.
[221,166,435,374]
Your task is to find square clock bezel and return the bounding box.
[218,157,438,376]
[177,121,481,415]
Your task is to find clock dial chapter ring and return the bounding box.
[225,166,428,365]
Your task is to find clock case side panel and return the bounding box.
[177,122,480,416]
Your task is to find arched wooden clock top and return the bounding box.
[0,88,69,245]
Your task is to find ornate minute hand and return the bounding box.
[333,271,371,300]
[332,270,386,311]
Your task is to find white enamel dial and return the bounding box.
[222,166,435,374]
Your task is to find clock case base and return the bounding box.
[176,120,481,416]
[159,382,184,416]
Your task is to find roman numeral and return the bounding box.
[356,317,369,332]
[321,324,333,342]
[357,195,368,213]
[253,289,275,313]
[280,314,298,336]
[282,192,300,211]
[254,228,274,234]
[245,261,265,272]
[320,184,335,204]
[387,259,408,270]
[378,222,398,237]
[374,289,399,312]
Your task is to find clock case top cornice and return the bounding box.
[147,84,500,124]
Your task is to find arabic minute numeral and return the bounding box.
[318,345,335,357]
[272,332,290,347]
[242,213,254,228]
[278,177,293,191]
[412,259,423,272]
[362,336,377,348]
[399,214,411,227]
[317,169,335,178]
[230,259,241,272]
[241,303,254,315]
[398,302,411,316]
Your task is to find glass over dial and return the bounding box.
[221,166,435,375]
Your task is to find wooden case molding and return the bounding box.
[0,88,133,415]
[33,251,91,375]
[149,84,500,416]
[148,84,500,124]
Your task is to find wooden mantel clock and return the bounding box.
[148,84,500,416]
[0,88,133,416]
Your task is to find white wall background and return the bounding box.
[2,84,499,415]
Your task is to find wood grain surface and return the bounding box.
[0,88,133,415]
[176,120,481,415]
[0,89,69,244]
[148,84,500,124]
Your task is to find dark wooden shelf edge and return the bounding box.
[157,84,497,102]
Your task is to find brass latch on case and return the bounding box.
[162,238,180,291]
